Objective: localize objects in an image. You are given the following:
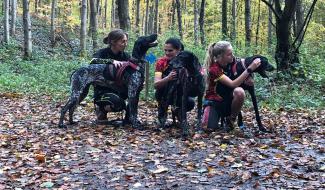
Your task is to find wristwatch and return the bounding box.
[246,68,253,74]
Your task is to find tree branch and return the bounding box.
[261,0,281,20]
[293,0,318,52]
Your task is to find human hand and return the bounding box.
[167,70,177,81]
[248,58,261,71]
[113,60,126,67]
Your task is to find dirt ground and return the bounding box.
[0,95,324,189]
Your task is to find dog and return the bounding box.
[58,34,158,129]
[217,55,274,132]
[158,51,205,138]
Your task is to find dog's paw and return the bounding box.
[58,124,67,128]
[258,126,271,133]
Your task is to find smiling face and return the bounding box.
[164,43,181,60]
[111,34,128,53]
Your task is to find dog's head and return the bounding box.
[244,55,275,78]
[131,34,158,61]
[169,50,202,75]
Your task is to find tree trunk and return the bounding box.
[104,0,107,28]
[144,0,149,35]
[262,0,298,71]
[175,0,183,39]
[111,0,115,28]
[193,0,198,45]
[255,0,261,46]
[222,0,228,39]
[153,0,159,34]
[231,0,236,41]
[4,0,9,43]
[295,0,304,42]
[148,2,154,34]
[171,0,175,29]
[135,0,140,32]
[245,0,251,47]
[267,0,273,51]
[23,0,32,58]
[117,0,130,31]
[90,0,98,50]
[199,0,206,45]
[80,0,87,56]
[10,0,17,37]
[50,0,57,45]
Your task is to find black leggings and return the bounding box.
[94,92,126,112]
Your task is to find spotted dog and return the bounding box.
[58,34,158,129]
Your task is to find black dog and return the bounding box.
[58,34,158,129]
[158,51,205,137]
[217,55,274,132]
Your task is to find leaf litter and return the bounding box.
[0,95,324,189]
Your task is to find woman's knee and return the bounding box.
[233,87,245,100]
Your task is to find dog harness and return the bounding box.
[115,61,140,85]
[231,58,246,77]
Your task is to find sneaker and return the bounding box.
[225,116,236,132]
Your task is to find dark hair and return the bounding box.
[103,29,128,45]
[165,37,184,51]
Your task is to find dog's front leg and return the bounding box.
[127,72,143,129]
[196,94,203,132]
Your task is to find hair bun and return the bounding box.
[103,36,109,44]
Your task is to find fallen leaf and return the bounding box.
[151,165,169,174]
[35,154,46,163]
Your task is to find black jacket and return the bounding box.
[93,47,131,100]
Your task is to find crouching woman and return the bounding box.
[202,41,261,131]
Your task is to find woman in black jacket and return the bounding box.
[93,29,130,124]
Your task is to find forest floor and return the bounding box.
[0,94,324,189]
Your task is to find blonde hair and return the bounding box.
[204,41,232,72]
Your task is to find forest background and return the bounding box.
[0,0,324,108]
[0,0,324,188]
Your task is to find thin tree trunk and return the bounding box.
[222,0,228,39]
[175,0,183,39]
[267,0,273,50]
[34,0,38,13]
[153,0,159,34]
[255,0,261,46]
[148,2,154,34]
[80,0,87,56]
[144,0,149,35]
[295,0,304,42]
[23,0,32,58]
[104,0,107,28]
[50,0,57,45]
[117,0,131,31]
[111,0,115,28]
[199,0,206,45]
[4,0,9,43]
[245,0,251,47]
[135,0,140,32]
[90,0,98,50]
[231,0,236,41]
[10,0,17,37]
[193,0,198,45]
[171,0,175,29]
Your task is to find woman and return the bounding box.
[202,41,260,131]
[154,38,195,127]
[93,29,130,124]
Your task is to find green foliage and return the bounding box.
[0,43,86,100]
